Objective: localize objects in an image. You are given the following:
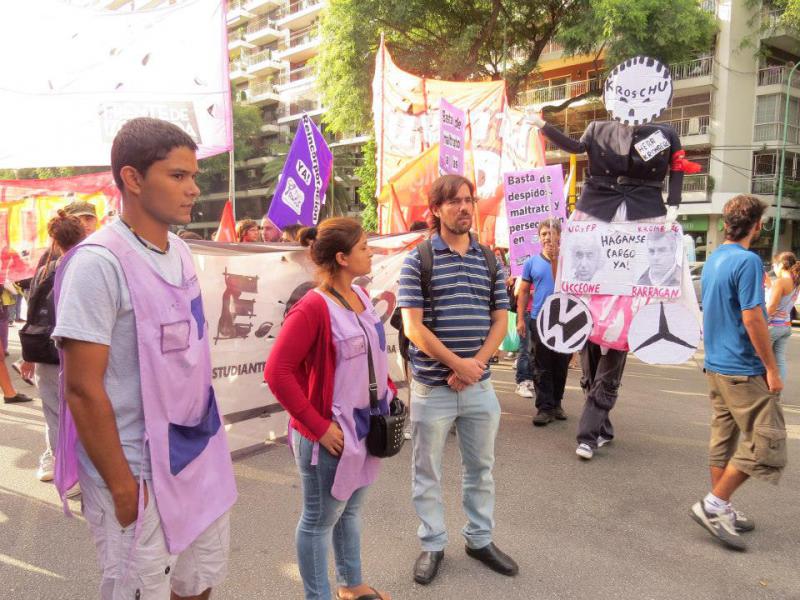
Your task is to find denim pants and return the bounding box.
[411,378,501,551]
[515,318,534,383]
[769,326,792,383]
[293,432,368,600]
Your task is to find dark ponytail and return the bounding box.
[774,252,800,288]
[308,218,363,281]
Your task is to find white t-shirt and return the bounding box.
[53,219,184,487]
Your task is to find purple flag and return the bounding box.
[267,115,333,229]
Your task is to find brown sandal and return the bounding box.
[336,587,383,600]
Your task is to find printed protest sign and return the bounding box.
[560,220,684,298]
[503,165,567,277]
[439,99,466,175]
[268,115,333,230]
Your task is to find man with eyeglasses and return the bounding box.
[398,174,518,585]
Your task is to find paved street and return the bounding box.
[2,331,799,600]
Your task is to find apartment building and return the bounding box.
[515,0,800,261]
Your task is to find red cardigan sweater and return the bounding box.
[264,290,336,441]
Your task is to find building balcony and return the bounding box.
[260,123,281,135]
[657,115,711,147]
[275,64,316,92]
[245,81,280,106]
[277,98,324,124]
[516,56,714,109]
[756,65,800,97]
[245,14,284,45]
[229,58,255,84]
[671,55,714,91]
[274,27,320,62]
[276,0,324,30]
[245,0,282,16]
[761,8,798,54]
[247,49,286,76]
[754,121,800,145]
[228,32,255,57]
[226,0,254,28]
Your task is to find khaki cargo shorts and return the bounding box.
[706,371,787,484]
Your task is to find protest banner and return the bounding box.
[0,0,231,168]
[503,165,567,277]
[267,115,333,231]
[0,172,121,281]
[188,232,420,454]
[439,99,466,175]
[560,220,684,298]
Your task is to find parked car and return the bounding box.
[689,261,704,308]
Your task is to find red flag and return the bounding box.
[214,200,236,242]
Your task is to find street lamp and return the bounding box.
[772,61,799,256]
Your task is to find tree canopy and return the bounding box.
[315,0,716,136]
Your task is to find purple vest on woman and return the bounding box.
[54,226,237,553]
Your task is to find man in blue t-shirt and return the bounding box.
[517,219,571,426]
[690,194,785,552]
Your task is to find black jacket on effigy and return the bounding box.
[541,120,685,222]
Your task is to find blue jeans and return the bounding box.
[515,318,534,383]
[293,433,368,600]
[411,378,501,551]
[769,326,792,382]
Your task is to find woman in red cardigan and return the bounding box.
[265,218,392,600]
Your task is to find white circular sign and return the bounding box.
[604,56,673,126]
[536,293,593,354]
[628,302,701,365]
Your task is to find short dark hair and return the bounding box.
[722,194,766,242]
[427,174,475,232]
[111,117,198,192]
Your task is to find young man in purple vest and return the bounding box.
[54,118,236,599]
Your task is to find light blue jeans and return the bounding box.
[411,378,501,551]
[293,433,368,600]
[769,325,792,383]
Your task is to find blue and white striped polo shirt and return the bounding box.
[397,233,509,387]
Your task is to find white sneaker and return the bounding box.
[689,502,745,550]
[576,443,594,460]
[65,484,81,499]
[37,450,55,482]
[597,436,612,448]
[403,427,412,441]
[515,382,533,398]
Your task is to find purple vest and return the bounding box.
[54,226,237,553]
[318,287,387,501]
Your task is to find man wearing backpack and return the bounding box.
[398,174,518,585]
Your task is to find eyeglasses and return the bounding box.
[442,196,477,207]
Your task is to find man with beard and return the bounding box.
[398,174,517,585]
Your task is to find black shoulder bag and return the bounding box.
[327,287,407,458]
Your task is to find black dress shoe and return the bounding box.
[465,542,519,576]
[413,550,444,585]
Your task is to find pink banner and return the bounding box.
[439,99,466,176]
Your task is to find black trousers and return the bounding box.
[530,324,571,412]
[576,341,628,447]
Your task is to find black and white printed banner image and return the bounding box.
[187,233,422,454]
[628,302,701,365]
[536,293,594,354]
[560,220,685,300]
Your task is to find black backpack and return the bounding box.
[19,265,59,365]
[390,237,498,361]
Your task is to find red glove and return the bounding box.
[670,150,702,174]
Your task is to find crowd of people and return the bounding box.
[1,116,796,599]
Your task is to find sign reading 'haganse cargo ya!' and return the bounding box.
[559,220,684,298]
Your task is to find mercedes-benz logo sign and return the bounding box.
[628,301,701,365]
[536,293,593,354]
